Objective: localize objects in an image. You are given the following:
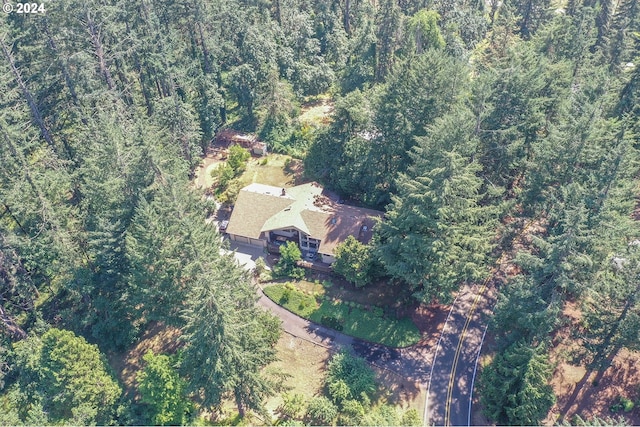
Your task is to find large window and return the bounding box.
[300,234,320,250]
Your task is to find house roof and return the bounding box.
[226,182,383,255]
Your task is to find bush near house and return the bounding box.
[211,144,251,203]
[333,236,374,288]
[273,242,305,279]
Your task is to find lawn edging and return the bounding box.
[263,283,421,348]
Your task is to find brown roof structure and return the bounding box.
[226,182,383,255]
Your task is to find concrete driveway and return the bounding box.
[224,240,269,271]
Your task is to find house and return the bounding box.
[214,129,267,156]
[225,182,382,264]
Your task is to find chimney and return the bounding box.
[281,188,286,196]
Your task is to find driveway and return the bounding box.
[229,244,496,426]
[224,240,268,271]
[229,243,445,413]
[256,282,436,385]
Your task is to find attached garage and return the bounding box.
[231,235,249,244]
[230,234,266,248]
[249,238,266,247]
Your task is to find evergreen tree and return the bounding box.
[368,51,468,206]
[480,340,555,425]
[13,328,121,425]
[374,108,495,302]
[333,236,374,287]
[406,9,445,54]
[180,255,280,417]
[375,0,403,81]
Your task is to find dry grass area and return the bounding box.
[108,322,183,396]
[194,144,307,191]
[239,154,305,188]
[543,302,640,425]
[263,334,331,418]
[299,97,334,127]
[262,332,425,423]
[373,367,426,415]
[194,148,227,189]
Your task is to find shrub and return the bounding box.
[138,351,191,426]
[280,289,291,304]
[333,236,373,287]
[326,351,376,404]
[212,163,234,188]
[402,409,422,426]
[621,397,634,412]
[254,257,267,279]
[321,315,344,331]
[328,379,351,404]
[306,397,337,425]
[218,178,243,204]
[273,242,305,279]
[227,144,250,173]
[339,399,365,426]
[279,393,306,420]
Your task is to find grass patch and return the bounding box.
[263,284,421,348]
[239,154,299,188]
[264,283,318,318]
[263,334,330,418]
[299,95,334,127]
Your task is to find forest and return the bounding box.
[1,0,640,425]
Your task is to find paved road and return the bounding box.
[426,283,497,426]
[230,241,499,424]
[256,285,435,382]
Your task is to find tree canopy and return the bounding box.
[0,0,639,423]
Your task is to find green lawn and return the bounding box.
[263,283,421,348]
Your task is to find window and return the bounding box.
[300,234,320,250]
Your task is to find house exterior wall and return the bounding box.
[321,253,336,264]
[230,234,266,248]
[230,234,249,244]
[271,229,297,238]
[249,238,266,247]
[299,233,320,251]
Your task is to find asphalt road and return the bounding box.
[256,287,435,382]
[426,284,496,426]
[230,242,495,426]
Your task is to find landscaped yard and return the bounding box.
[239,154,305,188]
[263,282,421,348]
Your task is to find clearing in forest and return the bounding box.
[239,154,306,188]
[298,96,334,127]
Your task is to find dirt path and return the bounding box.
[194,149,225,189]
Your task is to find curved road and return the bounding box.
[425,283,497,426]
[257,289,435,383]
[258,283,496,426]
[233,241,496,426]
